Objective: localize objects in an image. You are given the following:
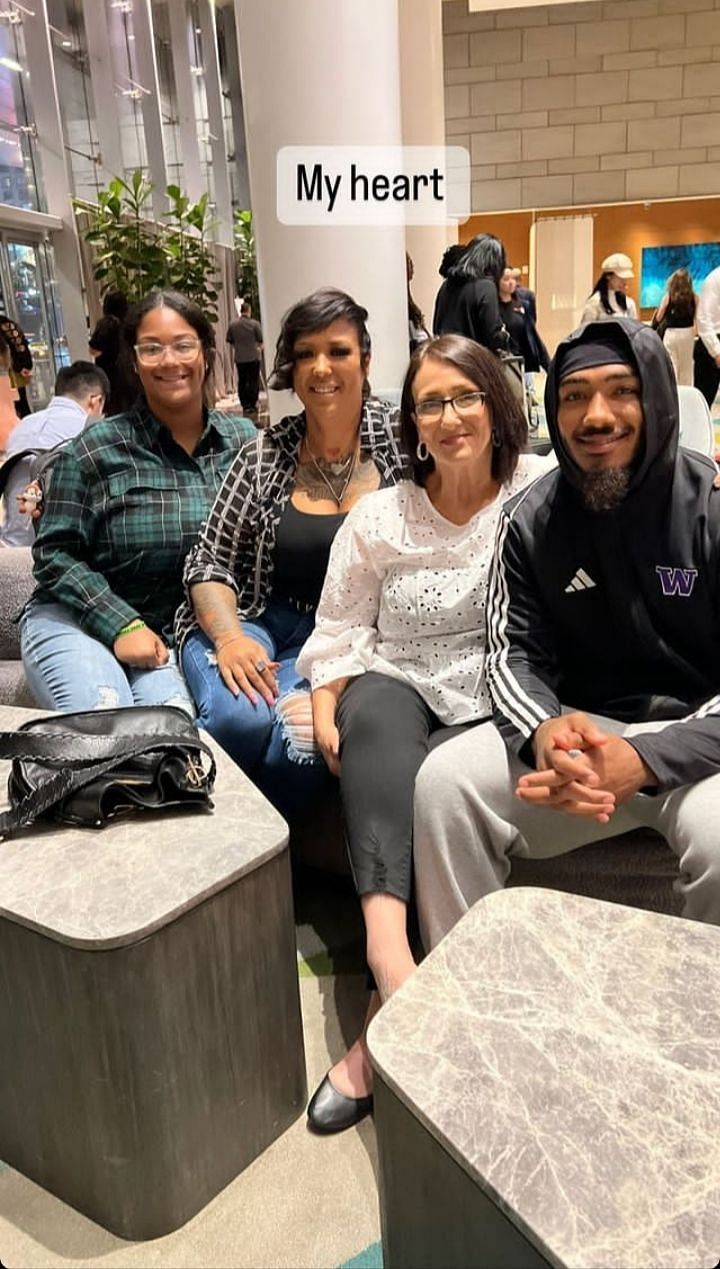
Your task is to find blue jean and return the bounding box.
[20,600,194,714]
[181,597,331,818]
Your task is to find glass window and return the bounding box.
[0,21,43,211]
[46,0,102,203]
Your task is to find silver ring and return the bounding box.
[254,659,267,674]
[567,749,583,760]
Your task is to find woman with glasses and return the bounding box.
[20,289,254,711]
[297,335,549,1133]
[176,288,407,818]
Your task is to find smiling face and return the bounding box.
[291,318,368,421]
[557,361,644,472]
[134,304,206,415]
[412,356,493,478]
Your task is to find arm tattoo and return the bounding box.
[191,583,242,642]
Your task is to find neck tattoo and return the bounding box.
[301,441,358,506]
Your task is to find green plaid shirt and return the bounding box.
[31,399,255,647]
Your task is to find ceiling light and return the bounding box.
[0,57,23,72]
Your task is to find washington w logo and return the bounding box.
[656,566,698,597]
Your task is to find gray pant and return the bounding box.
[413,717,720,950]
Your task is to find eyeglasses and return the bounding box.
[134,338,202,365]
[414,391,486,422]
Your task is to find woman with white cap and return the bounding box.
[580,252,638,325]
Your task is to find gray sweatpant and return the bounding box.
[413,717,720,951]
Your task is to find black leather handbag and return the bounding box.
[0,706,216,838]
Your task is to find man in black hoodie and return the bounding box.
[413,318,720,949]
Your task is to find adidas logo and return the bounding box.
[564,568,596,594]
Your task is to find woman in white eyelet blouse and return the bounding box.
[297,334,552,1133]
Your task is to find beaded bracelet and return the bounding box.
[117,619,147,637]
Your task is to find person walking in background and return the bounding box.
[0,361,109,548]
[498,267,550,397]
[89,290,133,416]
[226,301,263,416]
[432,233,509,354]
[510,267,550,376]
[0,311,33,418]
[695,264,720,409]
[580,253,638,325]
[651,269,697,387]
[406,252,430,355]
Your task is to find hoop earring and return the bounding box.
[491,428,501,448]
[416,440,429,462]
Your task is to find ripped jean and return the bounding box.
[20,600,194,714]
[181,597,331,819]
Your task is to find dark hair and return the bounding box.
[400,334,527,487]
[438,243,467,278]
[457,234,506,284]
[102,290,129,322]
[123,289,216,404]
[268,287,371,395]
[55,360,110,402]
[591,273,627,315]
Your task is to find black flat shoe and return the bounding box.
[307,1073,373,1134]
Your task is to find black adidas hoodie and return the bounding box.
[485,318,720,792]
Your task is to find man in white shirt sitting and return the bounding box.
[694,264,720,409]
[0,361,108,547]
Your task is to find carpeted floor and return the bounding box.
[0,866,384,1269]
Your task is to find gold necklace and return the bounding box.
[304,440,358,507]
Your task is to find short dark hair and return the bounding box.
[55,360,110,402]
[123,289,216,403]
[400,334,527,487]
[102,290,129,322]
[268,287,372,394]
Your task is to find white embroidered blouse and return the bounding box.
[296,453,551,725]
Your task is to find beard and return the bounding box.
[580,465,631,512]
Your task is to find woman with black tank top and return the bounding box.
[652,267,697,387]
[175,289,407,817]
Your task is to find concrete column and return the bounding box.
[399,0,452,335]
[131,0,168,220]
[168,0,204,204]
[80,0,124,184]
[233,0,408,416]
[197,0,234,247]
[21,0,88,360]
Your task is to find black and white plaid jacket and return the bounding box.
[175,398,408,650]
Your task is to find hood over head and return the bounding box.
[438,244,467,278]
[544,317,679,502]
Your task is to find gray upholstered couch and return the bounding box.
[0,546,681,917]
[0,548,37,707]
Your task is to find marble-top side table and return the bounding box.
[0,707,306,1240]
[368,887,720,1269]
